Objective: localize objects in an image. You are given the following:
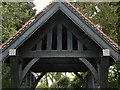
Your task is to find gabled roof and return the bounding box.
[0,0,120,62]
[0,0,120,51]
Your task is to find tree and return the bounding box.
[68,76,83,89]
[71,2,119,43]
[57,76,70,88]
[1,2,36,43]
[109,63,120,88]
[36,81,48,88]
[116,2,120,45]
[2,2,36,88]
[38,72,64,87]
[2,63,11,88]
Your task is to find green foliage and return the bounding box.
[50,82,58,88]
[109,78,119,88]
[37,81,48,88]
[68,76,83,89]
[2,63,11,88]
[57,76,70,88]
[2,2,36,43]
[109,62,120,88]
[71,2,119,44]
[50,74,83,89]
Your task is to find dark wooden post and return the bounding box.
[67,31,73,50]
[10,56,19,88]
[87,72,94,88]
[100,56,109,88]
[57,24,62,50]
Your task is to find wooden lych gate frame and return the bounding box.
[0,1,120,89]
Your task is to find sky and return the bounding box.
[33,0,53,13]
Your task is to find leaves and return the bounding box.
[57,76,70,88]
[1,2,36,43]
[71,2,119,43]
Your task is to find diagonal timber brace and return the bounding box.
[79,58,100,85]
[19,58,40,86]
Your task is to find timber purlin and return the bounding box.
[0,0,120,51]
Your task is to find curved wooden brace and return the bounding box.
[79,58,100,84]
[74,72,88,88]
[32,72,46,89]
[19,58,40,86]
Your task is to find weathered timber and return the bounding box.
[57,24,62,50]
[21,23,56,51]
[31,63,87,72]
[19,58,39,86]
[20,50,100,58]
[79,58,99,85]
[67,30,73,50]
[100,57,109,88]
[63,22,99,50]
[87,73,94,88]
[47,30,52,50]
[10,56,19,88]
[36,40,42,50]
[78,40,83,51]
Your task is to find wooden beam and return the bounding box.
[26,73,30,88]
[67,31,73,50]
[47,30,52,50]
[20,50,100,58]
[87,73,94,88]
[10,56,19,88]
[57,24,62,50]
[63,23,97,50]
[18,62,23,80]
[74,72,88,88]
[78,40,83,51]
[36,40,42,50]
[21,23,56,51]
[97,62,100,85]
[79,58,100,85]
[31,67,87,72]
[100,57,109,88]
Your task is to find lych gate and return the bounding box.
[0,1,120,89]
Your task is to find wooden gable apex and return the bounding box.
[0,1,120,62]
